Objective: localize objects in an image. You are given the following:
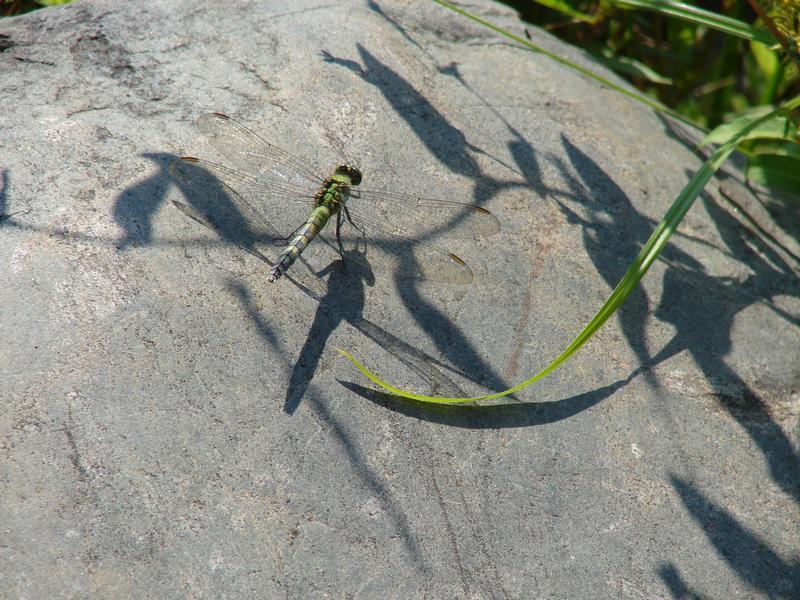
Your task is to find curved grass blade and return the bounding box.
[338,98,800,403]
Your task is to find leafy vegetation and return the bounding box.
[504,0,798,129]
[1,0,71,17]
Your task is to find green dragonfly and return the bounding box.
[169,112,500,284]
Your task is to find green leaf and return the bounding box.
[531,0,598,23]
[338,98,800,403]
[701,108,798,146]
[591,45,673,84]
[747,154,800,196]
[752,139,800,160]
[611,0,775,45]
[750,40,780,76]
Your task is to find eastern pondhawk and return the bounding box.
[169,112,500,284]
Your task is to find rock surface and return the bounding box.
[1,0,798,597]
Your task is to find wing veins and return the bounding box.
[199,113,325,186]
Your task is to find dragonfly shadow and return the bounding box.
[0,169,8,221]
[167,157,476,411]
[114,152,277,261]
[657,563,705,600]
[113,152,175,249]
[0,169,10,225]
[166,155,274,260]
[286,249,475,413]
[227,280,424,566]
[303,386,424,565]
[284,252,375,414]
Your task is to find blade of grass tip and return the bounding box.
[430,0,696,128]
[337,97,800,404]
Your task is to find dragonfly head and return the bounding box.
[333,164,362,187]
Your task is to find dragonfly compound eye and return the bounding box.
[335,164,362,186]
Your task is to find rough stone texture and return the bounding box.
[1,0,798,598]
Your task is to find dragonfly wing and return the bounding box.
[340,212,474,284]
[169,156,285,258]
[352,189,500,240]
[197,112,324,189]
[171,156,317,238]
[170,157,330,291]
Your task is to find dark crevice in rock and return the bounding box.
[0,33,15,52]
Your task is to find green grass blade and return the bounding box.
[338,98,800,403]
[612,0,775,45]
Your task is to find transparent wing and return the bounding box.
[197,112,324,189]
[169,156,326,293]
[197,113,500,240]
[170,157,475,284]
[335,212,475,284]
[177,113,499,284]
[351,188,500,240]
[171,156,319,239]
[168,156,286,256]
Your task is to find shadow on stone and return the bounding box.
[553,127,800,595]
[168,154,494,412]
[337,373,636,429]
[323,45,527,399]
[657,563,705,600]
[113,152,176,249]
[0,169,30,224]
[284,253,374,414]
[669,475,799,599]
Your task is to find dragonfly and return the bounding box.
[169,112,500,285]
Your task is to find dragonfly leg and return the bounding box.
[273,223,304,246]
[343,205,365,237]
[343,205,368,254]
[335,210,346,260]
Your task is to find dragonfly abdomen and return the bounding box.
[267,205,332,282]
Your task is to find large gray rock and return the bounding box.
[1,0,798,597]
